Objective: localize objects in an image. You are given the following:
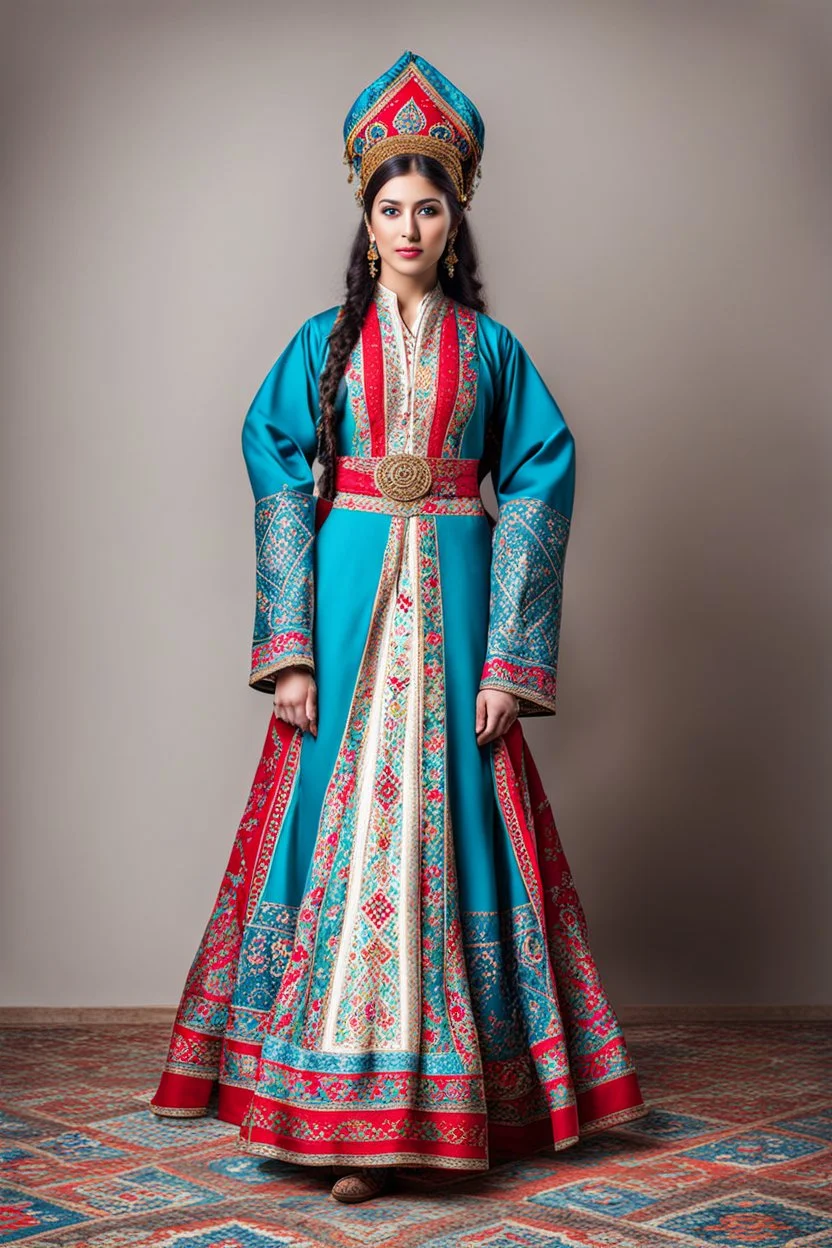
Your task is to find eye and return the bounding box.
[379,205,440,216]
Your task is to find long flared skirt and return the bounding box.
[151,503,648,1171]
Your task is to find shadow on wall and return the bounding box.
[544,347,828,1008]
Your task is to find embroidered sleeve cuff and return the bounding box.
[479,658,558,717]
[250,486,316,694]
[250,641,315,693]
[481,497,570,718]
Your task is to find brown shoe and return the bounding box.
[330,1165,391,1203]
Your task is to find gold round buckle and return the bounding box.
[373,453,434,501]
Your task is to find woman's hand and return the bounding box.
[475,688,520,746]
[273,666,318,737]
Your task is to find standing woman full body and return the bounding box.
[151,50,649,1203]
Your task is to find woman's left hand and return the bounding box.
[475,689,520,746]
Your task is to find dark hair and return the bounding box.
[315,152,488,500]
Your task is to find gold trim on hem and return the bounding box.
[149,1104,209,1119]
[239,1138,490,1172]
[549,1133,581,1152]
[159,1064,217,1079]
[580,1102,652,1133]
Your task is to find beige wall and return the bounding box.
[1,0,829,1008]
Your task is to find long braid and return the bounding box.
[315,247,375,501]
[315,153,488,501]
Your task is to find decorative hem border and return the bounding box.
[580,1101,652,1133]
[239,1139,491,1172]
[149,1104,208,1119]
[150,1067,650,1169]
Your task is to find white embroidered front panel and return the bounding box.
[320,517,423,1053]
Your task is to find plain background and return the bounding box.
[1,0,829,1009]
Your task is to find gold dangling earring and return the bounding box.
[367,235,379,278]
[443,231,458,277]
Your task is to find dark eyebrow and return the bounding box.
[378,197,441,206]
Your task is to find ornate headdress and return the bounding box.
[342,50,485,208]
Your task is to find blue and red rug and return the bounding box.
[0,1022,829,1246]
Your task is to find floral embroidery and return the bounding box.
[226,901,299,1046]
[250,485,317,690]
[481,497,571,715]
[344,333,373,455]
[322,517,423,1052]
[373,289,410,448]
[151,719,302,1104]
[262,518,407,1045]
[408,298,445,453]
[439,303,478,456]
[493,728,641,1100]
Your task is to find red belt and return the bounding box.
[334,453,480,501]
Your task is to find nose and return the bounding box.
[402,212,420,241]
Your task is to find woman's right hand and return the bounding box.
[273,666,318,737]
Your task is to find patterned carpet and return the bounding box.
[0,1023,830,1247]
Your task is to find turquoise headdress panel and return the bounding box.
[342,50,485,207]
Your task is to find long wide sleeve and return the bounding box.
[241,315,327,694]
[480,325,576,717]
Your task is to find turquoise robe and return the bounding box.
[151,280,647,1170]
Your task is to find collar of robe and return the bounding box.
[374,278,443,338]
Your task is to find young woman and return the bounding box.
[151,49,648,1204]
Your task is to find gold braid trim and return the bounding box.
[578,1101,652,1133]
[149,1104,210,1119]
[239,1137,491,1170]
[358,135,466,202]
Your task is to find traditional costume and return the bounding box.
[151,48,648,1171]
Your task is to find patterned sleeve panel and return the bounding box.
[480,323,576,717]
[241,315,327,694]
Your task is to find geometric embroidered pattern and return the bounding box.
[362,890,396,929]
[250,485,317,692]
[481,497,571,716]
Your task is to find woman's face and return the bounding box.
[368,171,454,284]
